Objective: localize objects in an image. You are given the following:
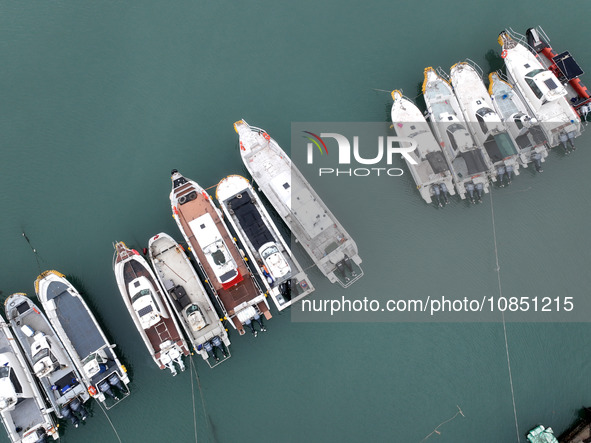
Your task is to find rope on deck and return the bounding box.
[489,188,521,443]
[98,400,123,443]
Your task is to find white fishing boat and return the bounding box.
[390,90,455,207]
[498,29,581,151]
[170,170,271,337]
[148,232,231,366]
[450,60,521,186]
[216,175,315,310]
[488,71,549,172]
[235,119,363,287]
[5,293,90,428]
[0,313,57,443]
[113,242,189,375]
[35,270,130,408]
[422,67,491,202]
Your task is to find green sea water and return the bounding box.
[1,1,591,442]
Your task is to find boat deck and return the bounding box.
[219,178,315,310]
[150,234,231,358]
[6,296,88,414]
[173,182,270,331]
[121,258,187,360]
[43,281,121,386]
[0,324,53,441]
[242,136,363,287]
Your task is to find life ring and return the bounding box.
[501,50,508,59]
[262,132,270,141]
[178,195,187,205]
[88,386,98,396]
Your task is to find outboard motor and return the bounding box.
[98,379,116,400]
[60,404,79,428]
[253,312,266,332]
[432,184,442,207]
[108,373,125,394]
[211,336,228,358]
[33,428,48,443]
[496,166,506,187]
[505,165,513,184]
[335,261,347,281]
[567,131,576,150]
[439,183,450,204]
[70,397,89,421]
[580,104,591,123]
[559,132,570,153]
[244,318,257,337]
[343,255,355,276]
[475,183,484,202]
[532,152,543,172]
[203,341,219,361]
[465,182,475,203]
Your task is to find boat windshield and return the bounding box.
[525,69,546,79]
[131,289,151,303]
[33,348,50,364]
[186,304,201,315]
[262,245,279,259]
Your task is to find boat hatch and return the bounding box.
[553,51,584,80]
[15,302,29,315]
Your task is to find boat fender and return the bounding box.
[240,141,245,151]
[501,50,508,59]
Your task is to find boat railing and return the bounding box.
[492,69,511,85]
[462,58,484,79]
[194,260,228,318]
[435,66,451,82]
[502,27,546,54]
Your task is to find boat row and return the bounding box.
[1,271,130,442]
[112,120,364,374]
[392,26,586,206]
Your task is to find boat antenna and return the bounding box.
[22,230,41,273]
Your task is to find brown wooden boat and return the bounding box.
[169,170,271,336]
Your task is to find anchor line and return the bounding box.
[191,357,214,441]
[190,357,199,443]
[22,231,41,273]
[97,401,122,443]
[489,189,520,443]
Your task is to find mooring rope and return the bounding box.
[190,356,199,443]
[191,357,214,441]
[489,189,520,443]
[97,401,123,443]
[419,405,465,442]
[22,231,41,273]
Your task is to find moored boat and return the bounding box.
[498,29,581,152]
[0,313,58,442]
[35,270,130,408]
[450,60,521,186]
[170,170,271,336]
[525,26,591,115]
[526,424,558,443]
[148,232,231,366]
[113,242,189,375]
[488,72,549,172]
[235,119,363,287]
[216,175,315,310]
[422,67,491,202]
[390,90,455,207]
[5,293,90,428]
